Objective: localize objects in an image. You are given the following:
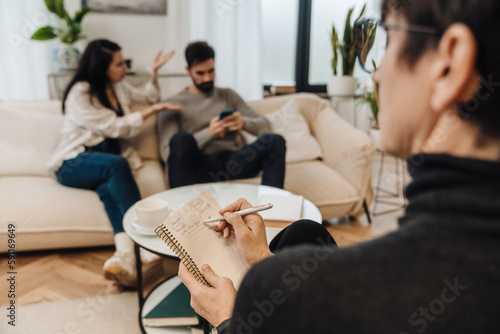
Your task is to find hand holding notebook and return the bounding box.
[155,189,248,288]
[156,190,274,327]
[155,190,273,286]
[178,262,236,328]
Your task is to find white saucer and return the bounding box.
[131,221,157,236]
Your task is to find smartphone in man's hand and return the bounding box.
[219,110,234,120]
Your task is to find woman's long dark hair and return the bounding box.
[62,39,121,113]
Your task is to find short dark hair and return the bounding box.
[62,39,121,113]
[381,0,500,140]
[185,41,215,68]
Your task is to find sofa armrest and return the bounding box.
[132,159,167,197]
[250,93,375,211]
[312,104,375,206]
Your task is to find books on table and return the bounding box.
[144,281,199,327]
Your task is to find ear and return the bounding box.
[430,23,479,113]
[185,65,191,74]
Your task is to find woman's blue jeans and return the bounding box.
[55,152,141,234]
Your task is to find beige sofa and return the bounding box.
[0,93,374,252]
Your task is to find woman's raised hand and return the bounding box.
[152,50,175,73]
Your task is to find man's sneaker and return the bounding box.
[103,251,137,287]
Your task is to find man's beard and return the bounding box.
[194,80,214,93]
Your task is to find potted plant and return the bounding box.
[31,0,91,71]
[328,4,376,96]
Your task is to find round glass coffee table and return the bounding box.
[123,183,322,333]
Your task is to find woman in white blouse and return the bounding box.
[48,39,182,287]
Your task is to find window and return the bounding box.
[261,0,380,92]
[261,0,300,86]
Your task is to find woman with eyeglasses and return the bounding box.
[179,0,500,332]
[48,39,182,287]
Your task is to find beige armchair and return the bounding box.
[246,93,375,220]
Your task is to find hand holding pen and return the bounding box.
[212,198,274,267]
[204,203,273,225]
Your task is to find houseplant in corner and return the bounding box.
[328,3,376,96]
[31,0,91,71]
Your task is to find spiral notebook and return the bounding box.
[155,190,248,289]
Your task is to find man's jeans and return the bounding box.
[55,152,141,234]
[168,132,286,189]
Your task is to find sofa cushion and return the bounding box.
[265,99,323,163]
[0,108,63,176]
[133,159,167,198]
[0,176,113,252]
[130,103,159,161]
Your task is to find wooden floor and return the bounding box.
[0,152,408,307]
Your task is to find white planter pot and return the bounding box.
[54,44,80,71]
[327,76,358,97]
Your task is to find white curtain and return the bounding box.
[188,0,262,100]
[0,0,53,100]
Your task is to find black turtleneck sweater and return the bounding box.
[223,154,500,333]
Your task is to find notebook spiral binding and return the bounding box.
[155,224,209,286]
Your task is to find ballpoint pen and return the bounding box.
[203,203,273,225]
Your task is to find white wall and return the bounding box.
[66,0,190,76]
[0,0,193,100]
[188,0,263,100]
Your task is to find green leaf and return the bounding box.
[359,25,374,68]
[353,3,366,27]
[44,0,68,20]
[74,7,91,23]
[56,0,67,19]
[366,26,377,60]
[330,25,339,75]
[67,22,82,43]
[44,0,58,14]
[31,26,57,40]
[342,8,355,75]
[339,44,347,74]
[342,8,353,49]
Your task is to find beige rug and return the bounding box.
[1,292,140,334]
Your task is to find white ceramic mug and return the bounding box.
[135,198,171,232]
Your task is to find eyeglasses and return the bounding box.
[354,19,441,73]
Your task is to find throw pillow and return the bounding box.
[265,99,323,163]
[0,108,63,176]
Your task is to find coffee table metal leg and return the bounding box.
[135,243,146,334]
